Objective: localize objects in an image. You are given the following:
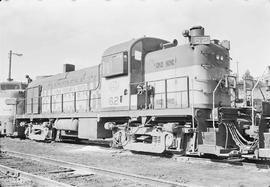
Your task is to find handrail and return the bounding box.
[191,79,195,129]
[212,78,223,130]
[22,90,101,114]
[251,66,269,127]
[130,76,189,110]
[21,76,190,114]
[129,75,189,86]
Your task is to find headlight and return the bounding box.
[216,54,220,60]
[220,56,224,61]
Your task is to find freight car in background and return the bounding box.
[0,81,26,136]
[12,26,270,159]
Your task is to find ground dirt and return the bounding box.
[0,137,270,187]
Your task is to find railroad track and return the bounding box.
[1,149,269,187]
[1,150,191,187]
[174,155,270,170]
[0,163,72,187]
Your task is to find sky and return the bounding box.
[0,0,270,82]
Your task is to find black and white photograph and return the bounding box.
[0,0,270,186]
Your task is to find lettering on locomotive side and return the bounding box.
[154,62,164,69]
[44,68,98,89]
[165,59,175,67]
[154,58,175,70]
[109,96,121,105]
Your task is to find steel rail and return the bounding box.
[3,150,194,187]
[0,163,72,187]
[175,155,270,169]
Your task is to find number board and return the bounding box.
[191,36,210,45]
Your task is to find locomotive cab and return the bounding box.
[101,37,169,111]
[102,26,241,155]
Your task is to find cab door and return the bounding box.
[129,38,167,110]
[130,41,145,110]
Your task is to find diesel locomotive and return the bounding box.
[0,81,26,136]
[10,26,270,159]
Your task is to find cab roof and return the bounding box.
[102,39,137,57]
[102,37,169,57]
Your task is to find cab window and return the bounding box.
[0,83,27,90]
[102,51,128,78]
[0,83,20,90]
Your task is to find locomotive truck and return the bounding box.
[10,26,270,159]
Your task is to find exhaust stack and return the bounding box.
[63,64,75,73]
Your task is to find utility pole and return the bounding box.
[8,50,12,81]
[7,50,23,82]
[236,61,239,82]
